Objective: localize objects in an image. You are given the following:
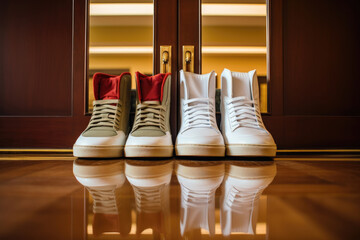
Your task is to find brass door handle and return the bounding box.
[160,45,171,73]
[183,45,194,72]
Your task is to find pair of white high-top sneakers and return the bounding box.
[176,69,276,157]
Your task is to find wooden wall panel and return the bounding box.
[0,0,89,148]
[265,0,360,149]
[282,116,360,149]
[283,0,360,116]
[0,0,73,116]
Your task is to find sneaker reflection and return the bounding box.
[221,160,276,236]
[73,159,131,237]
[125,160,173,239]
[175,161,225,237]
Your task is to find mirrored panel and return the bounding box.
[88,0,154,112]
[202,0,268,113]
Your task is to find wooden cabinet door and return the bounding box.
[1,0,359,150]
[0,0,179,149]
[265,0,360,149]
[0,0,88,148]
[188,0,360,149]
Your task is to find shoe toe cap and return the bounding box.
[74,131,126,146]
[176,129,224,145]
[226,132,276,146]
[125,132,173,146]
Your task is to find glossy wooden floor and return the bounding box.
[0,155,359,240]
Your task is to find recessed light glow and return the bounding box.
[89,46,266,55]
[89,46,153,54]
[89,3,266,17]
[202,46,266,54]
[90,3,153,16]
[202,4,266,16]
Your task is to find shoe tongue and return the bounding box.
[136,72,168,102]
[183,71,215,99]
[231,72,251,99]
[93,73,121,100]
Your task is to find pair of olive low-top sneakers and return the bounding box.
[73,71,173,158]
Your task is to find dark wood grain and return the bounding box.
[0,0,89,148]
[154,0,179,142]
[177,0,201,132]
[1,0,360,149]
[283,0,360,116]
[0,0,73,116]
[178,0,201,73]
[264,0,360,148]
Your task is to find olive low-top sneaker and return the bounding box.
[221,69,277,156]
[176,70,225,156]
[73,72,131,158]
[124,72,173,157]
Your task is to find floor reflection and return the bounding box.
[73,158,275,239]
[73,160,132,237]
[221,161,276,236]
[125,160,172,238]
[1,158,358,239]
[176,161,224,237]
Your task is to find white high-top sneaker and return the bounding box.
[73,159,132,236]
[175,161,224,237]
[125,160,173,238]
[221,69,277,156]
[176,70,225,156]
[221,161,276,236]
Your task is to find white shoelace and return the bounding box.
[226,96,263,131]
[88,186,119,214]
[182,98,218,133]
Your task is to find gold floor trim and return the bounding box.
[277,149,360,153]
[0,156,76,161]
[274,157,360,161]
[1,149,360,161]
[0,149,73,153]
[1,149,359,153]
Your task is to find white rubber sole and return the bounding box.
[73,145,124,158]
[226,144,277,157]
[124,145,173,157]
[175,144,225,157]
